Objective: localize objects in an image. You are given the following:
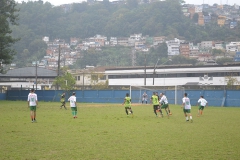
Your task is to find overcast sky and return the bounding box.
[15,0,240,6]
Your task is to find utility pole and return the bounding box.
[35,61,38,90]
[153,59,160,85]
[57,44,61,90]
[144,53,146,86]
[131,49,136,66]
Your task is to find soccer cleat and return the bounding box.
[186,120,189,122]
[169,113,172,115]
[31,120,34,123]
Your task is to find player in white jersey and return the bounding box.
[182,93,193,122]
[68,92,77,118]
[197,96,208,116]
[159,93,169,118]
[27,89,38,123]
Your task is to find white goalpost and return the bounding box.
[129,85,185,105]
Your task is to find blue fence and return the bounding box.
[0,93,6,100]
[1,90,240,107]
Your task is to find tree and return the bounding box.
[53,67,76,91]
[216,57,233,65]
[225,76,239,89]
[192,13,199,23]
[0,0,19,73]
[170,55,197,65]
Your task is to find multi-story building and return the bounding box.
[166,38,184,56]
[218,16,226,27]
[180,42,190,57]
[226,42,239,52]
[200,41,213,49]
[198,12,205,26]
[118,37,129,46]
[212,41,224,50]
[110,37,117,46]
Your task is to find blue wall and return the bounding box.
[2,90,240,107]
[0,93,6,100]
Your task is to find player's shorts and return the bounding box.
[183,109,191,113]
[161,104,169,109]
[71,107,77,111]
[125,106,131,109]
[199,106,205,110]
[30,106,36,111]
[153,105,159,111]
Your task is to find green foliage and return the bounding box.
[225,75,239,89]
[192,13,199,23]
[1,101,240,159]
[216,57,233,65]
[212,49,225,55]
[91,80,109,90]
[170,55,197,65]
[0,0,19,73]
[10,0,240,67]
[53,67,76,91]
[72,46,132,68]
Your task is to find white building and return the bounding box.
[226,42,239,52]
[105,65,240,87]
[166,38,184,56]
[200,41,213,49]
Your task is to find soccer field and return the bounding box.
[0,101,240,160]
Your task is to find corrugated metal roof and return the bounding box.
[0,67,57,77]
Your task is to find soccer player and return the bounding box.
[142,92,148,104]
[151,92,161,117]
[182,93,193,122]
[68,92,77,118]
[27,88,38,123]
[60,92,67,109]
[197,96,208,116]
[159,93,170,118]
[122,93,133,116]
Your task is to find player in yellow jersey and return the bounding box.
[122,93,133,116]
[151,92,161,117]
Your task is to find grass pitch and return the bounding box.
[0,101,240,160]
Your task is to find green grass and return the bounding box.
[0,101,240,160]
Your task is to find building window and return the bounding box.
[77,76,80,81]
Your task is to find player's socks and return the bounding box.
[125,109,128,115]
[186,117,189,121]
[75,111,77,117]
[190,116,193,122]
[154,110,157,116]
